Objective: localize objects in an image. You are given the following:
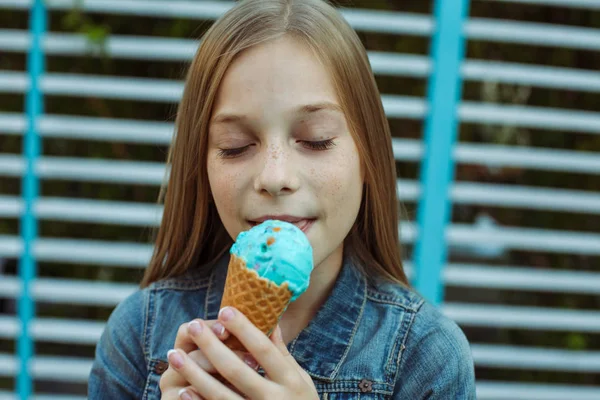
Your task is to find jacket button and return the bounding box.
[154,361,169,375]
[358,379,373,393]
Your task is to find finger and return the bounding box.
[158,369,206,399]
[187,319,270,398]
[174,320,230,353]
[209,320,231,341]
[269,325,312,384]
[159,364,189,393]
[212,372,250,398]
[164,320,232,392]
[187,348,258,374]
[217,307,291,385]
[178,386,203,400]
[269,325,290,356]
[167,348,241,400]
[270,324,302,368]
[162,367,255,399]
[160,355,254,399]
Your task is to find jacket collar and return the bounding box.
[204,252,367,382]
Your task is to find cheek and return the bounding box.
[207,159,240,215]
[310,149,363,211]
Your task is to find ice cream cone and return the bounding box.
[220,253,293,351]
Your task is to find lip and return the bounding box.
[248,215,316,233]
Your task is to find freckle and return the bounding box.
[269,144,281,160]
[267,237,276,245]
[273,227,281,232]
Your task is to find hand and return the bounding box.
[159,319,258,399]
[165,306,319,400]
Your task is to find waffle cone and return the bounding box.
[220,254,293,351]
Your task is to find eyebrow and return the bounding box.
[210,102,343,125]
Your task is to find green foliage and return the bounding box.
[566,333,587,351]
[60,0,110,55]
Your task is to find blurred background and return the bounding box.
[1,0,599,398]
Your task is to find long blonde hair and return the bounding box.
[141,0,408,288]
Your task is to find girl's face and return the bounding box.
[207,36,364,269]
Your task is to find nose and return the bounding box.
[253,143,300,196]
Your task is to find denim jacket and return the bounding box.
[89,253,476,399]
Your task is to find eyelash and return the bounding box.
[217,145,250,158]
[217,139,336,159]
[304,139,336,151]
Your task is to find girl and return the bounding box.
[89,0,476,399]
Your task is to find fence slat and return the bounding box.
[0,70,27,92]
[39,114,172,144]
[0,277,136,305]
[452,182,600,213]
[460,102,600,134]
[466,18,600,50]
[413,0,471,304]
[0,236,153,266]
[17,1,45,397]
[472,344,600,372]
[482,0,600,10]
[448,223,600,255]
[476,381,600,400]
[445,263,600,294]
[0,195,162,225]
[0,353,91,382]
[0,316,104,344]
[35,156,166,184]
[398,179,600,213]
[0,112,26,134]
[394,138,600,174]
[452,141,600,174]
[445,303,600,332]
[0,392,86,400]
[462,60,600,92]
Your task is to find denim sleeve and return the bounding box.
[88,289,148,399]
[393,301,477,399]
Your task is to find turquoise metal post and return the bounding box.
[18,0,45,398]
[413,0,470,305]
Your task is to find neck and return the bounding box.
[279,243,344,344]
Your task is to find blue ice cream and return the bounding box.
[230,220,314,301]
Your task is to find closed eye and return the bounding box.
[300,139,336,151]
[217,145,251,158]
[218,139,335,158]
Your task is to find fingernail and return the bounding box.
[212,321,225,337]
[243,354,258,369]
[167,349,184,369]
[178,388,193,400]
[219,306,235,322]
[188,320,203,336]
